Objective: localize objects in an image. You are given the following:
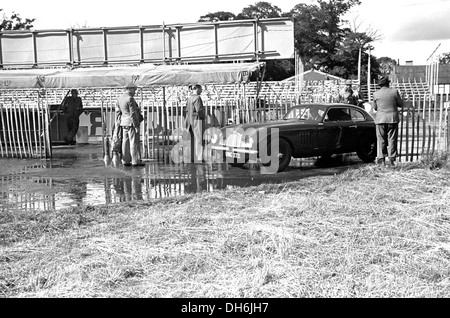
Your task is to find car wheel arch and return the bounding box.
[259,136,293,172]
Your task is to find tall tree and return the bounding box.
[236,1,282,19]
[377,56,397,75]
[198,11,236,22]
[330,32,371,77]
[285,0,361,72]
[0,9,34,31]
[439,53,450,64]
[341,16,382,82]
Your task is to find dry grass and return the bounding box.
[1,161,450,298]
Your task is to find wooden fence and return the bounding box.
[1,84,449,163]
[0,89,52,158]
[398,93,450,162]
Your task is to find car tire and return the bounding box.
[357,133,377,163]
[262,138,292,172]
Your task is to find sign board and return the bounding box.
[0,18,294,68]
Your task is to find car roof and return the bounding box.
[292,103,367,110]
[294,103,356,107]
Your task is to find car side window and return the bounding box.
[324,108,352,122]
[350,109,366,121]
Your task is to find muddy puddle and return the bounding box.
[0,143,363,212]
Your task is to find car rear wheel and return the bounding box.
[357,133,377,163]
[261,138,292,172]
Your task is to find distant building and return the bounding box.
[391,64,450,95]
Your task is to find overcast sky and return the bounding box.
[2,0,450,65]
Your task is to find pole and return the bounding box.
[367,48,372,102]
[358,46,362,86]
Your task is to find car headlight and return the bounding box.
[205,127,223,144]
[210,133,218,144]
[242,135,255,148]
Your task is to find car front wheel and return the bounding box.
[261,138,292,172]
[357,133,377,163]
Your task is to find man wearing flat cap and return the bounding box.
[372,76,404,167]
[115,82,145,166]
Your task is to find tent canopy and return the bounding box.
[282,69,345,82]
[0,68,62,89]
[0,62,265,89]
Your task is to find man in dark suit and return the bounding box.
[372,76,404,166]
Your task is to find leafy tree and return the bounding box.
[377,56,397,75]
[439,53,450,64]
[198,11,236,22]
[263,59,295,81]
[0,9,34,31]
[236,1,282,19]
[285,0,361,73]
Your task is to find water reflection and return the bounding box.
[1,161,233,211]
[1,150,360,212]
[105,163,228,204]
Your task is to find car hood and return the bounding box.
[221,119,317,133]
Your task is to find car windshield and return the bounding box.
[284,105,326,122]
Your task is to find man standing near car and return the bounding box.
[372,76,404,167]
[116,82,144,167]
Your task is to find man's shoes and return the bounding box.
[386,158,396,168]
[123,163,132,166]
[132,162,145,167]
[375,158,385,166]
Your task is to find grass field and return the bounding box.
[1,157,450,298]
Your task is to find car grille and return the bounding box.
[225,133,242,148]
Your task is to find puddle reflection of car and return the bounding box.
[210,103,377,172]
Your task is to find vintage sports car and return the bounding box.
[210,103,377,172]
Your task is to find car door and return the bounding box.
[317,107,359,153]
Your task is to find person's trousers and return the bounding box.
[66,117,80,142]
[121,126,141,165]
[376,123,398,163]
[188,123,204,163]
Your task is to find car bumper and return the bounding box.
[211,145,258,154]
[211,145,258,160]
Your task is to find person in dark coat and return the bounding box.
[372,76,404,166]
[63,89,83,145]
